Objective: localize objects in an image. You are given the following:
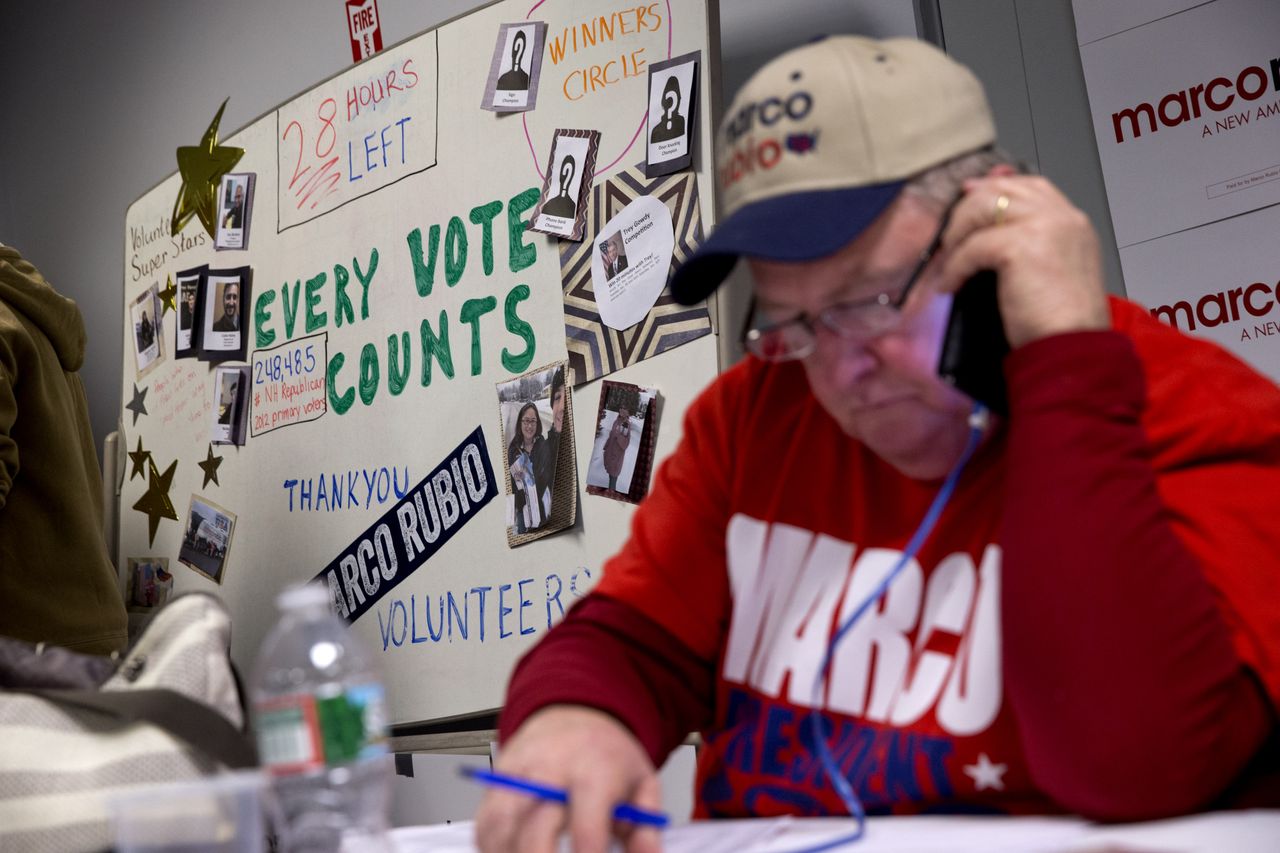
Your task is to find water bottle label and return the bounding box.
[256,684,388,775]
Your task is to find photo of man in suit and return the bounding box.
[599,233,628,282]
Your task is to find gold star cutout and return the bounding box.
[171,98,243,239]
[158,274,177,315]
[198,443,224,489]
[128,436,151,482]
[132,457,178,547]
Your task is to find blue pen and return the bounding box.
[461,767,670,828]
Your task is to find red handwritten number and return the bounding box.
[316,99,337,158]
[283,101,340,211]
[283,120,310,189]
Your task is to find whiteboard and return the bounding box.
[119,0,720,725]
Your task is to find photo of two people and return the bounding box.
[499,364,566,535]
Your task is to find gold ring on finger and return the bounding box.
[993,194,1010,227]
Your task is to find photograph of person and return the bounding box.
[599,231,628,282]
[215,173,254,250]
[199,267,250,362]
[586,384,650,495]
[222,180,246,229]
[482,22,547,113]
[178,496,236,584]
[508,400,547,533]
[480,36,1280,842]
[497,363,566,536]
[211,366,249,445]
[130,285,163,378]
[175,266,205,357]
[645,51,699,177]
[212,280,240,332]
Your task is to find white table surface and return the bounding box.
[388,810,1280,852]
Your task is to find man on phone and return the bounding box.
[479,36,1280,851]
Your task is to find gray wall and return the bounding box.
[933,0,1126,297]
[0,0,916,463]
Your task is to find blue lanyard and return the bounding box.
[792,403,991,850]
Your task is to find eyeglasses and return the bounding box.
[520,416,539,426]
[741,201,954,363]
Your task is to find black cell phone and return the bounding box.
[937,270,1011,416]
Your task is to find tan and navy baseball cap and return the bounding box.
[670,36,996,305]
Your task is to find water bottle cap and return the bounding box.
[276,581,331,612]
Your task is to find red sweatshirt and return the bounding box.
[501,298,1280,820]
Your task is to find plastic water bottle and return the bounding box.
[251,582,392,852]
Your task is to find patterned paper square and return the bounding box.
[559,163,712,386]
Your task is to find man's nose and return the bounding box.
[810,326,878,386]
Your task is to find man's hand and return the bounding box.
[938,173,1110,349]
[474,705,663,853]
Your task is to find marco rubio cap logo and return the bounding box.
[346,0,383,63]
[718,83,816,191]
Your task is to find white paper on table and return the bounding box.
[592,196,676,331]
[389,818,792,853]
[390,811,1280,852]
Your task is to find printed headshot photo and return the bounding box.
[130,284,163,379]
[175,265,206,357]
[199,267,250,362]
[497,363,567,535]
[646,51,700,178]
[598,231,629,282]
[178,495,237,585]
[586,383,654,497]
[212,365,250,446]
[482,21,547,112]
[215,173,254,250]
[125,557,173,610]
[530,130,598,239]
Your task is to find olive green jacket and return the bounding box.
[0,245,126,655]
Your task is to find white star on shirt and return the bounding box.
[963,752,1007,791]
